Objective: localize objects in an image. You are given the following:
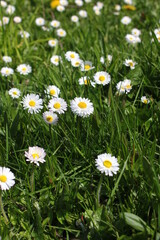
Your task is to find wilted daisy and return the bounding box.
[57,5,65,12]
[95,153,119,176]
[22,94,43,114]
[1,67,14,77]
[65,51,79,62]
[45,85,60,97]
[125,34,136,44]
[50,55,62,66]
[48,97,67,114]
[94,71,111,85]
[0,167,15,190]
[6,5,15,14]
[13,16,22,23]
[35,17,45,26]
[75,0,83,7]
[17,64,32,75]
[43,111,59,125]
[19,31,30,38]
[71,58,83,67]
[79,10,88,18]
[100,55,112,64]
[124,59,137,69]
[42,26,50,32]
[8,88,21,99]
[116,79,132,94]
[78,76,95,87]
[80,61,95,71]
[57,28,66,37]
[121,16,131,25]
[48,39,58,47]
[70,97,94,117]
[141,96,150,104]
[71,15,79,23]
[2,16,9,25]
[25,146,46,166]
[0,1,7,8]
[50,20,60,28]
[2,56,12,63]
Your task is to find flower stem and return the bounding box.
[96,174,104,209]
[0,190,9,224]
[30,166,35,194]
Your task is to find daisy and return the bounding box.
[43,111,59,125]
[94,71,111,85]
[8,88,21,99]
[75,0,83,7]
[42,26,50,32]
[48,39,58,47]
[141,96,150,104]
[45,85,60,97]
[0,167,15,190]
[48,97,67,114]
[50,20,60,28]
[121,16,131,25]
[100,55,112,64]
[71,15,79,23]
[97,1,104,9]
[13,16,22,23]
[50,55,62,66]
[60,0,68,6]
[25,146,46,166]
[116,79,132,94]
[57,5,65,12]
[71,58,83,67]
[19,31,30,38]
[65,51,79,62]
[131,28,141,37]
[2,16,9,25]
[79,10,88,18]
[95,153,119,176]
[70,97,94,117]
[125,34,136,44]
[0,1,7,8]
[115,4,121,11]
[56,28,66,37]
[17,64,32,75]
[2,56,12,63]
[78,76,95,87]
[1,67,14,77]
[124,0,132,4]
[80,61,95,71]
[35,17,45,26]
[124,59,137,69]
[85,0,92,2]
[22,94,43,114]
[6,5,15,14]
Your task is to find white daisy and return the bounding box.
[100,55,112,64]
[60,0,68,6]
[48,39,58,47]
[121,16,131,25]
[2,56,12,63]
[22,94,43,114]
[79,10,88,18]
[50,55,62,66]
[2,16,9,25]
[1,67,14,77]
[131,28,141,37]
[17,64,32,75]
[45,85,60,97]
[42,26,50,31]
[8,88,21,99]
[115,4,121,11]
[85,0,92,2]
[94,71,111,85]
[65,51,79,62]
[71,15,79,23]
[80,61,95,71]
[19,31,30,39]
[124,0,132,4]
[56,28,67,37]
[0,1,7,8]
[35,17,45,26]
[48,97,67,114]
[141,96,150,104]
[116,79,132,94]
[13,16,22,23]
[43,111,59,125]
[0,167,15,190]
[116,81,126,94]
[125,34,136,44]
[71,58,83,67]
[75,0,83,7]
[57,5,65,12]
[70,97,94,117]
[97,1,104,9]
[124,59,137,69]
[50,20,60,28]
[6,5,15,15]
[95,153,119,176]
[25,146,46,166]
[78,76,95,87]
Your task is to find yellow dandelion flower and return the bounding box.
[50,0,60,9]
[122,5,136,11]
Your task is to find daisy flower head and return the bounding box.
[13,16,22,23]
[1,67,14,77]
[8,88,21,99]
[19,31,30,38]
[121,16,131,25]
[2,16,9,25]
[71,58,83,67]
[78,76,95,87]
[97,1,104,9]
[75,0,83,7]
[43,111,59,125]
[70,97,94,118]
[50,55,62,66]
[115,4,121,11]
[65,51,79,62]
[124,0,132,4]
[2,56,12,63]
[42,26,50,32]
[79,10,88,18]
[131,28,141,37]
[57,5,65,12]
[48,39,58,47]
[25,146,46,166]
[22,94,43,114]
[125,34,136,44]
[0,1,7,8]
[57,28,66,37]
[100,55,112,64]
[6,5,15,15]
[80,61,95,71]
[95,153,119,176]
[45,85,60,97]
[71,15,79,23]
[124,59,137,69]
[141,96,150,104]
[116,79,132,94]
[0,167,15,190]
[50,20,60,28]
[17,64,32,75]
[60,0,68,6]
[85,0,92,2]
[35,17,45,26]
[48,97,67,114]
[94,71,111,85]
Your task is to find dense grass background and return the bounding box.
[0,0,160,239]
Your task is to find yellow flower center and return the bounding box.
[122,5,136,11]
[46,116,54,122]
[143,99,148,104]
[50,89,56,95]
[13,91,17,95]
[55,58,59,62]
[84,65,91,70]
[22,67,27,72]
[99,76,105,82]
[5,69,9,74]
[75,62,80,66]
[70,54,75,58]
[54,102,61,109]
[51,40,55,45]
[78,102,87,109]
[103,160,112,168]
[84,79,88,85]
[50,0,60,9]
[0,175,7,183]
[60,31,64,35]
[29,100,36,107]
[32,153,39,159]
[129,62,133,67]
[126,84,131,89]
